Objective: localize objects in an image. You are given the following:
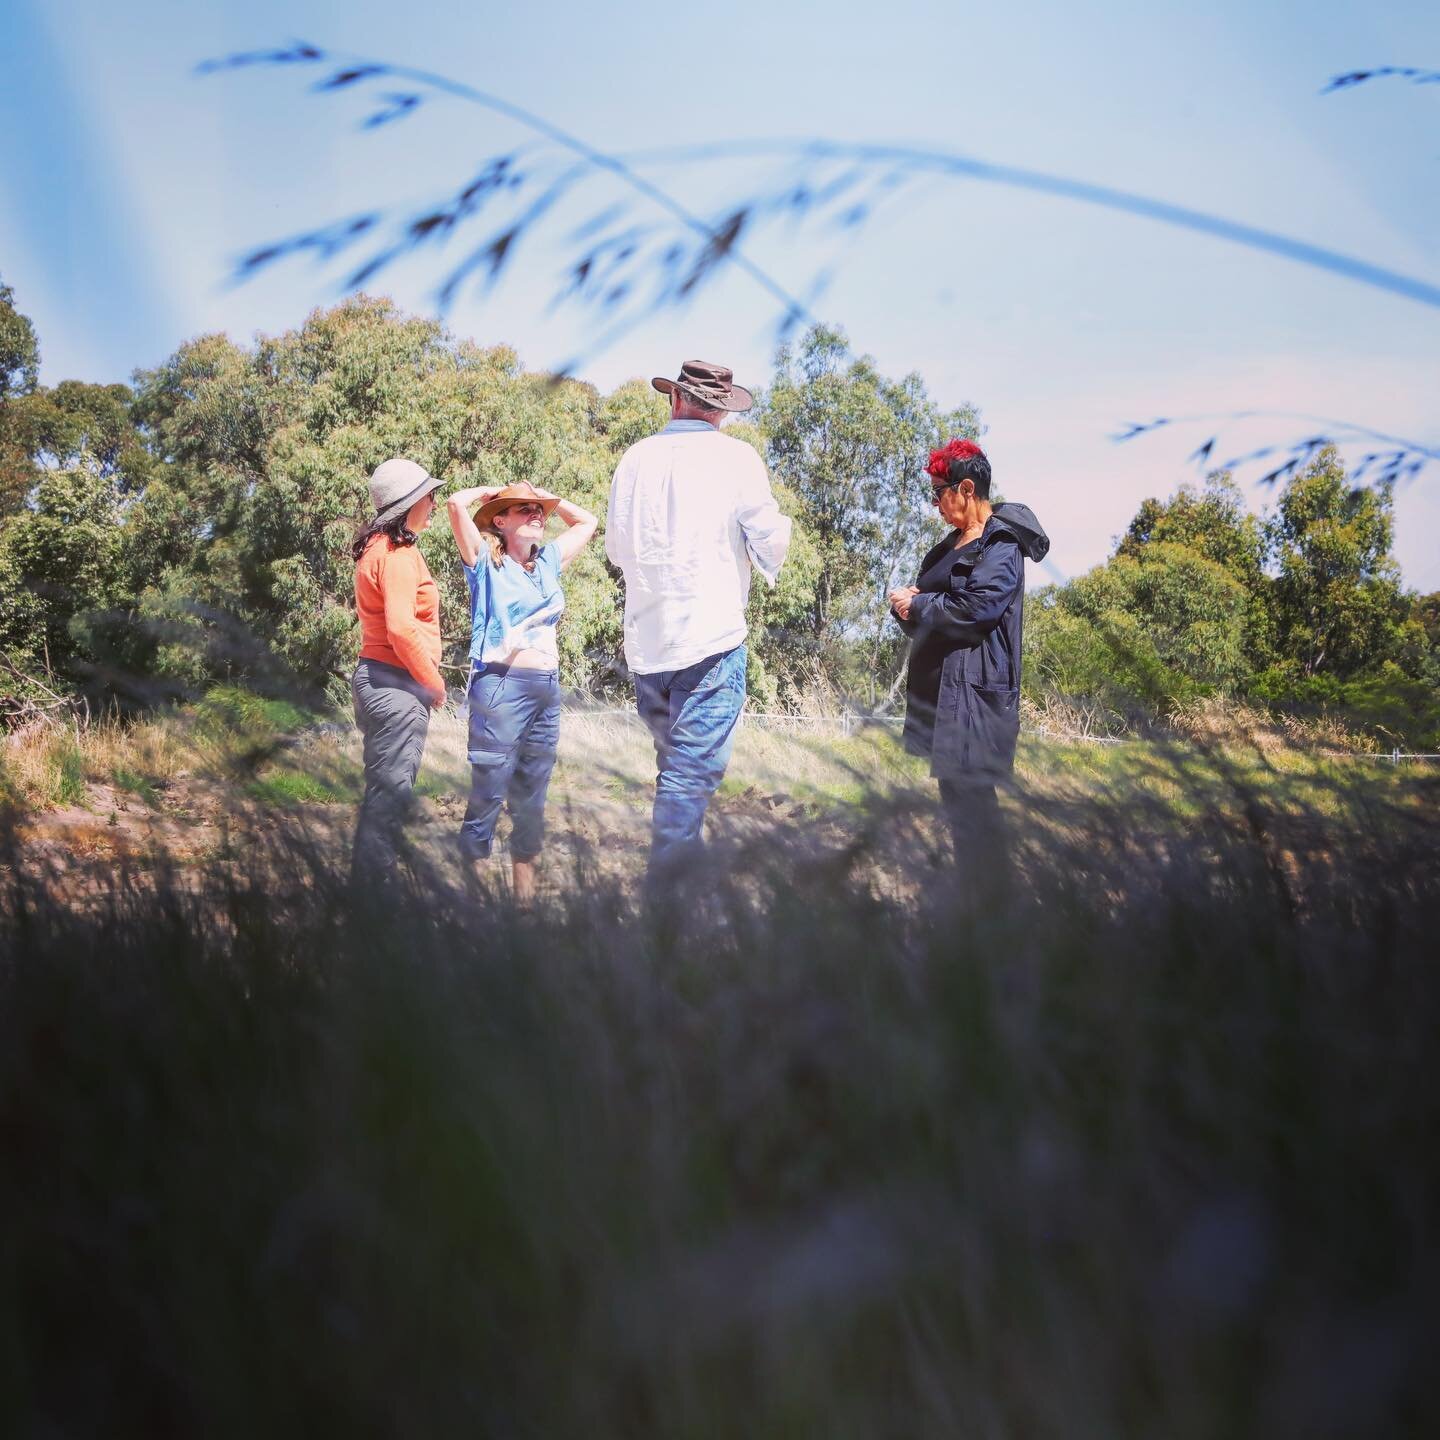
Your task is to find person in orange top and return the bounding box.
[350,457,448,885]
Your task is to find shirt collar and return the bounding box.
[660,419,718,434]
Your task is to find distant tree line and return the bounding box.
[1,277,1436,744]
[1028,459,1440,744]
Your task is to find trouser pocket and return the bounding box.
[460,673,559,857]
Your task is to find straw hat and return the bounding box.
[475,481,561,529]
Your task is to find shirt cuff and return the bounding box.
[746,543,782,587]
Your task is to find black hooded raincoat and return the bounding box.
[895,502,1050,782]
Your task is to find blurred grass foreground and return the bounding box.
[2,698,1439,1437]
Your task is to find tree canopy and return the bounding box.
[1026,455,1438,743]
[0,281,1433,744]
[759,324,981,704]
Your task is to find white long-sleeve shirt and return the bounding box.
[605,419,792,674]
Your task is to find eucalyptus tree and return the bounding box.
[760,325,980,704]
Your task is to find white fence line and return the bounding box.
[556,706,1440,761]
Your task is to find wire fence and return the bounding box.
[555,705,1440,762]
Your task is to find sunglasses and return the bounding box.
[930,480,962,505]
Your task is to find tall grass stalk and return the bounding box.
[2,746,1437,1437]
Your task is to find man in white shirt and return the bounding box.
[606,359,792,876]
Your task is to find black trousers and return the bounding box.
[938,778,1008,870]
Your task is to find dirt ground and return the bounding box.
[7,748,897,909]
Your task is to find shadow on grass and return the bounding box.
[1,745,1438,1437]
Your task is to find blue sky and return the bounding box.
[3,0,1438,590]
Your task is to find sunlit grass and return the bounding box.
[2,690,1433,847]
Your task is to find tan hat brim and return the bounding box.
[475,493,562,529]
[652,376,753,412]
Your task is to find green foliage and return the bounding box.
[111,765,161,807]
[0,277,39,404]
[0,531,49,676]
[1268,446,1408,679]
[1052,541,1252,692]
[1249,664,1440,752]
[1024,594,1200,729]
[0,277,42,515]
[0,463,127,682]
[195,684,312,742]
[594,377,668,449]
[1118,471,1265,579]
[3,292,1433,742]
[1026,478,1261,729]
[49,739,87,806]
[119,302,746,704]
[0,279,148,519]
[759,324,981,701]
[1028,456,1437,744]
[1117,470,1276,670]
[247,767,359,807]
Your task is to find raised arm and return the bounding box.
[446,485,502,569]
[532,488,599,570]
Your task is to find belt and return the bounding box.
[473,661,558,679]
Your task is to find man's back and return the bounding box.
[606,419,791,674]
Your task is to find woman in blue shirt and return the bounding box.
[446,480,598,901]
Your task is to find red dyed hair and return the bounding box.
[926,438,986,482]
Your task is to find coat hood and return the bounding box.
[989,502,1050,562]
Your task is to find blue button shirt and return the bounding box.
[463,540,565,665]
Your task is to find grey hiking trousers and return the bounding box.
[351,658,433,885]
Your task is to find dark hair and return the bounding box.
[351,513,419,562]
[947,451,992,500]
[927,438,991,500]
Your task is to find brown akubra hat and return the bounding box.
[651,359,753,413]
[475,481,560,529]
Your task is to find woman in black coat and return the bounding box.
[889,439,1049,860]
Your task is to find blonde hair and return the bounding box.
[483,500,545,568]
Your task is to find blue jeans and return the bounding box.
[634,644,746,873]
[460,666,560,862]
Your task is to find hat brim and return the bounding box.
[475,493,562,529]
[652,376,753,412]
[374,472,446,527]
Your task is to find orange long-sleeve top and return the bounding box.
[355,536,445,696]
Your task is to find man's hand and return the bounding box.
[889,585,919,621]
[427,685,447,709]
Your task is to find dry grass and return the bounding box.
[1166,695,1385,755]
[3,723,1437,1437]
[3,692,1429,862]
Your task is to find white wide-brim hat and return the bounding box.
[369,457,445,526]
